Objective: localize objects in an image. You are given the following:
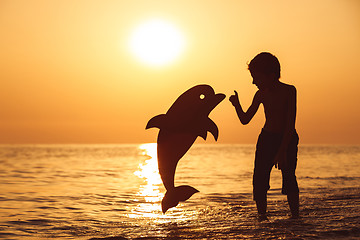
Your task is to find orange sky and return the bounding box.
[1,0,359,144]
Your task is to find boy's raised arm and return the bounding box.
[229,90,261,125]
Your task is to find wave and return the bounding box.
[300,176,360,180]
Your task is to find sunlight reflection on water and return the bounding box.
[129,143,197,223]
[134,143,162,202]
[129,143,164,219]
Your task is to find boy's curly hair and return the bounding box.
[248,52,281,80]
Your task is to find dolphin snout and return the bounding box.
[209,93,226,109]
[215,93,226,102]
[201,92,225,116]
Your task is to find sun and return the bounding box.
[129,19,186,67]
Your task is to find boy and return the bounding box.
[229,52,299,221]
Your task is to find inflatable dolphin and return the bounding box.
[146,84,225,213]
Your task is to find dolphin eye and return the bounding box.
[199,94,205,100]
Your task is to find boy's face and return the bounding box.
[250,71,275,90]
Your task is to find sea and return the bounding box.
[0,144,359,240]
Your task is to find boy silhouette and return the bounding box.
[229,52,299,221]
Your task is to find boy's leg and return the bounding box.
[255,194,266,215]
[282,171,300,218]
[255,193,268,221]
[253,130,278,220]
[282,132,300,218]
[287,191,299,218]
[253,167,272,221]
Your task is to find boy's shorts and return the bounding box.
[253,129,299,200]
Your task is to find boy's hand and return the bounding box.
[274,150,287,170]
[229,90,240,107]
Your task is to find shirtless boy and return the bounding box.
[229,52,299,221]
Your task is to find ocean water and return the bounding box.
[0,144,359,239]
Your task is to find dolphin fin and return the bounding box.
[205,118,219,141]
[161,185,199,213]
[198,128,208,140]
[146,114,167,129]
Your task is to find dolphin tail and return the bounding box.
[161,185,199,213]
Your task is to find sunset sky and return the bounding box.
[1,0,359,144]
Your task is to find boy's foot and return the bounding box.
[258,214,268,222]
[290,214,300,220]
